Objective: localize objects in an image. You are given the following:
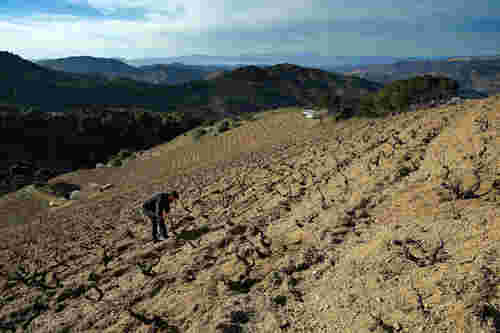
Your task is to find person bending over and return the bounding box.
[142,191,179,242]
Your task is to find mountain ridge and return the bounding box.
[124,54,421,67]
[333,55,500,96]
[36,56,226,85]
[2,52,382,113]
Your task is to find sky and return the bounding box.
[0,0,499,61]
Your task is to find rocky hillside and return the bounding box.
[0,95,498,332]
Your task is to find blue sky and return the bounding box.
[0,0,499,60]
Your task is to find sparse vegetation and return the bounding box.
[238,113,257,121]
[192,127,207,141]
[34,182,81,198]
[175,225,210,241]
[137,261,156,277]
[272,295,287,306]
[0,95,498,332]
[217,120,230,133]
[106,148,137,167]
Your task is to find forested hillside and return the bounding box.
[37,57,224,85]
[1,52,380,116]
[322,75,460,119]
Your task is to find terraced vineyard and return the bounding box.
[0,99,499,333]
[104,109,318,192]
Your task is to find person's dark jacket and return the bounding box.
[143,192,172,217]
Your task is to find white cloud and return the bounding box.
[0,14,180,58]
[1,0,498,59]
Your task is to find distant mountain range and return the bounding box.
[332,55,500,96]
[123,54,411,68]
[36,54,481,88]
[1,52,381,116]
[36,57,234,85]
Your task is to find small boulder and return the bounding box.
[96,163,106,168]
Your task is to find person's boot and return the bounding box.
[159,222,168,240]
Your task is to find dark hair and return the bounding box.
[170,190,179,199]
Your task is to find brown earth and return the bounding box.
[0,98,499,333]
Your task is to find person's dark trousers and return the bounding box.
[143,208,168,241]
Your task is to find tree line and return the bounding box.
[319,75,459,118]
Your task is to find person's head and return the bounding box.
[168,190,179,202]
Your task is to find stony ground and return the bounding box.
[0,99,498,333]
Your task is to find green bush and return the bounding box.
[54,303,66,313]
[116,149,133,160]
[239,113,257,121]
[192,128,207,141]
[218,120,230,133]
[202,118,217,127]
[177,225,210,241]
[88,272,100,283]
[272,295,287,306]
[271,271,283,287]
[56,285,87,303]
[35,182,80,199]
[288,277,299,288]
[134,111,147,122]
[109,158,123,167]
[106,149,136,167]
[398,166,412,178]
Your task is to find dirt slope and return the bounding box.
[0,98,498,333]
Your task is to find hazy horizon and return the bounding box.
[1,0,499,61]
